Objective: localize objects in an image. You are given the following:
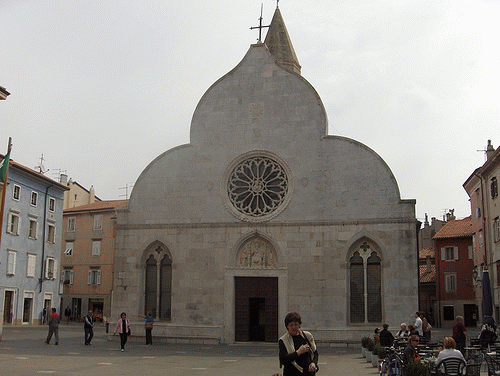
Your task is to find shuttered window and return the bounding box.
[27,254,36,277]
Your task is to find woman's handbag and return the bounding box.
[127,328,131,336]
[146,321,153,330]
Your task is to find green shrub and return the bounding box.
[366,337,375,352]
[373,344,384,358]
[405,361,430,376]
[361,336,371,348]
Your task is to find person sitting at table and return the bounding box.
[403,335,421,366]
[408,324,418,337]
[380,324,395,347]
[479,316,498,349]
[395,323,409,339]
[436,337,466,372]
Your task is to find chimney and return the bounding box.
[487,140,495,160]
[59,174,68,185]
[89,185,96,203]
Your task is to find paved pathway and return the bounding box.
[0,323,381,376]
[0,324,480,376]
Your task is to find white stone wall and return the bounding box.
[113,43,418,343]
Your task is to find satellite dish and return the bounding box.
[34,163,48,174]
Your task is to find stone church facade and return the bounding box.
[112,8,418,344]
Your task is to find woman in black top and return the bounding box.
[278,312,318,376]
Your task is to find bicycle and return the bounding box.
[379,346,405,376]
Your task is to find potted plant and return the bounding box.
[405,361,430,376]
[366,338,375,362]
[361,336,370,357]
[373,344,385,367]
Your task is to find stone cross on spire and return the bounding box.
[250,3,270,42]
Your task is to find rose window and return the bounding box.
[227,156,289,218]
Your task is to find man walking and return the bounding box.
[414,311,423,337]
[45,308,60,345]
[64,306,71,323]
[84,310,94,345]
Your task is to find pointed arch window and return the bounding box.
[144,246,172,319]
[349,244,382,324]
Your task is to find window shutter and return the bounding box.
[53,260,58,280]
[7,251,16,275]
[97,270,101,285]
[7,213,12,233]
[27,255,36,277]
[45,258,49,279]
[454,247,459,260]
[441,248,446,260]
[69,270,74,284]
[87,270,92,284]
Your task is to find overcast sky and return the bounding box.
[1,0,499,224]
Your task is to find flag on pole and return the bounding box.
[0,137,12,182]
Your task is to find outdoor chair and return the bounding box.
[436,357,467,376]
[465,362,481,376]
[485,353,500,376]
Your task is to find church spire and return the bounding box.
[263,7,301,74]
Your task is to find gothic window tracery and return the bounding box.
[144,245,172,319]
[349,242,382,324]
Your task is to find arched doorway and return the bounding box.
[234,236,279,342]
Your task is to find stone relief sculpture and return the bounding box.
[237,237,277,268]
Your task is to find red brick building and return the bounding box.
[434,217,476,327]
[419,247,436,326]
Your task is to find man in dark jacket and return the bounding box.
[84,310,94,345]
[379,324,395,347]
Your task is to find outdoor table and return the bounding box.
[422,356,437,375]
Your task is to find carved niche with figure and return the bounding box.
[237,237,277,268]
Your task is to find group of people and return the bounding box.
[44,308,155,352]
[40,307,500,376]
[373,311,433,350]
